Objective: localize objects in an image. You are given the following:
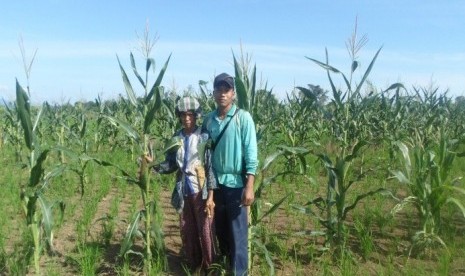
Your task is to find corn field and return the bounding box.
[1,32,465,276]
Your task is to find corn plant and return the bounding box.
[296,24,401,254]
[55,111,119,197]
[249,145,310,274]
[390,128,465,255]
[15,80,65,274]
[1,101,24,161]
[232,49,278,144]
[104,28,171,273]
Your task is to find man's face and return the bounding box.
[213,85,235,108]
[179,111,196,129]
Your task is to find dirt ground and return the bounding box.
[21,180,465,275]
[33,184,186,275]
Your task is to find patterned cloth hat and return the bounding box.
[175,96,202,117]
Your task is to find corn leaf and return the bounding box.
[390,170,410,184]
[395,141,411,172]
[119,210,144,257]
[251,239,274,275]
[233,55,249,111]
[15,80,33,150]
[446,197,465,219]
[146,54,171,103]
[102,115,140,144]
[29,149,50,187]
[130,52,146,89]
[255,194,290,225]
[117,55,138,107]
[261,150,284,171]
[354,47,382,95]
[144,86,163,134]
[37,194,55,250]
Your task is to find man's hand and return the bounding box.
[241,174,255,206]
[144,154,153,163]
[137,154,154,179]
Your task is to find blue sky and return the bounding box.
[1,0,464,104]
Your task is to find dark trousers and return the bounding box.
[214,185,248,276]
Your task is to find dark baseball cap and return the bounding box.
[214,73,234,89]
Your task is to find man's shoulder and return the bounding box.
[202,111,216,129]
[236,108,253,122]
[204,110,216,118]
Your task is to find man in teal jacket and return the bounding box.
[202,72,258,276]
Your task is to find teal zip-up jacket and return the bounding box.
[202,105,258,188]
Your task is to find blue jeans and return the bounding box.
[214,185,248,276]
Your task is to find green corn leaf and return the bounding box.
[144,86,163,134]
[80,115,87,139]
[390,170,410,184]
[351,60,359,73]
[446,186,465,196]
[261,150,284,171]
[233,55,249,111]
[261,171,291,187]
[29,149,50,187]
[163,136,182,154]
[343,188,389,220]
[26,194,38,224]
[249,64,257,112]
[446,197,465,219]
[344,140,367,162]
[306,57,341,73]
[102,114,140,144]
[119,210,143,257]
[42,164,67,190]
[15,80,33,150]
[307,55,351,91]
[130,52,146,89]
[255,194,290,225]
[235,76,249,111]
[324,49,339,101]
[391,196,417,216]
[146,54,171,103]
[383,82,405,93]
[37,194,54,250]
[354,47,382,95]
[116,55,138,107]
[277,145,310,155]
[251,239,274,275]
[32,104,44,133]
[395,141,411,172]
[146,58,155,72]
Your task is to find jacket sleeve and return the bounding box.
[152,148,178,174]
[204,147,218,190]
[240,111,259,175]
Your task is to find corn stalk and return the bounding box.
[15,80,65,275]
[298,24,401,254]
[391,128,465,255]
[105,43,170,274]
[250,145,310,275]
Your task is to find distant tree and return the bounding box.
[296,84,328,107]
[455,95,465,105]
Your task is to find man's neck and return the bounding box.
[218,104,233,119]
[183,126,196,135]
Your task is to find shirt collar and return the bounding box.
[216,104,237,119]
